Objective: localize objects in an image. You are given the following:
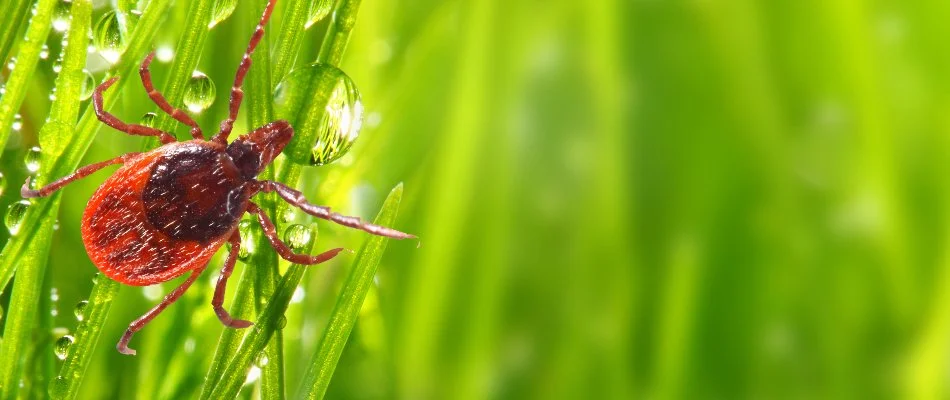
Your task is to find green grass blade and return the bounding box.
[0,0,91,396]
[296,184,404,400]
[0,0,57,156]
[153,0,215,137]
[0,0,32,67]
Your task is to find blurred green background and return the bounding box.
[6,0,950,398]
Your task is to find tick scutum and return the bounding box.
[142,142,246,242]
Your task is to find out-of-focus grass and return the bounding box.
[8,0,950,398]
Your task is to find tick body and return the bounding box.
[21,0,413,355]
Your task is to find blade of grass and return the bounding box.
[207,184,403,399]
[0,0,91,396]
[152,0,215,138]
[0,0,32,67]
[296,184,404,399]
[0,0,57,157]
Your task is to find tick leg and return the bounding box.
[248,202,346,265]
[256,180,416,239]
[21,152,142,198]
[213,231,253,328]
[117,269,204,356]
[139,52,203,139]
[95,76,177,144]
[213,0,278,144]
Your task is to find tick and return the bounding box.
[21,0,414,355]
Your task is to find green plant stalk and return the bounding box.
[153,0,215,138]
[317,0,362,66]
[0,1,92,391]
[296,184,404,399]
[0,0,57,157]
[0,0,32,68]
[0,211,56,399]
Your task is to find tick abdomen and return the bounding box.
[143,142,246,242]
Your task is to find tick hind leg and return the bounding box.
[95,77,177,144]
[213,232,253,328]
[21,152,142,198]
[248,202,346,265]
[139,52,203,139]
[256,180,416,239]
[117,269,204,356]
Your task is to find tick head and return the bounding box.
[226,120,293,179]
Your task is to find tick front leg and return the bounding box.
[139,52,203,139]
[21,152,142,198]
[212,231,253,328]
[256,180,416,239]
[94,76,177,144]
[117,269,204,356]
[247,202,346,265]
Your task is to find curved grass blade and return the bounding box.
[209,184,403,399]
[0,0,57,156]
[296,184,404,400]
[0,0,32,67]
[0,0,91,396]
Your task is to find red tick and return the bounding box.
[20,0,414,355]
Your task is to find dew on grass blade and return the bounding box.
[183,71,215,113]
[6,200,30,235]
[93,11,125,64]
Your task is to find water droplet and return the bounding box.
[244,365,261,385]
[275,63,363,166]
[290,286,305,304]
[183,71,215,113]
[54,335,74,360]
[39,44,49,60]
[80,70,95,101]
[279,208,296,223]
[51,288,60,302]
[209,0,238,28]
[277,315,288,330]
[94,11,125,64]
[0,171,6,197]
[25,146,42,173]
[0,305,4,322]
[283,224,314,252]
[52,0,71,33]
[305,0,334,29]
[258,354,269,367]
[237,220,255,261]
[74,300,88,321]
[184,337,196,353]
[156,45,174,63]
[12,114,22,131]
[6,200,30,235]
[7,57,16,71]
[92,272,100,284]
[52,59,62,73]
[140,112,158,128]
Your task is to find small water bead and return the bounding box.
[274,63,363,166]
[12,114,22,131]
[7,57,16,71]
[94,11,125,64]
[276,315,287,330]
[0,171,6,197]
[140,112,158,128]
[305,0,334,29]
[209,0,238,28]
[54,335,74,360]
[39,44,50,60]
[237,220,256,261]
[6,200,31,235]
[52,59,62,73]
[25,146,42,173]
[183,71,215,113]
[74,300,88,321]
[155,46,174,63]
[79,70,95,101]
[283,224,314,252]
[52,0,71,33]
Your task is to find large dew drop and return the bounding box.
[274,63,363,166]
[24,146,42,173]
[183,71,215,113]
[54,335,75,360]
[209,0,238,28]
[74,300,88,321]
[305,0,334,29]
[5,200,30,235]
[93,11,126,64]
